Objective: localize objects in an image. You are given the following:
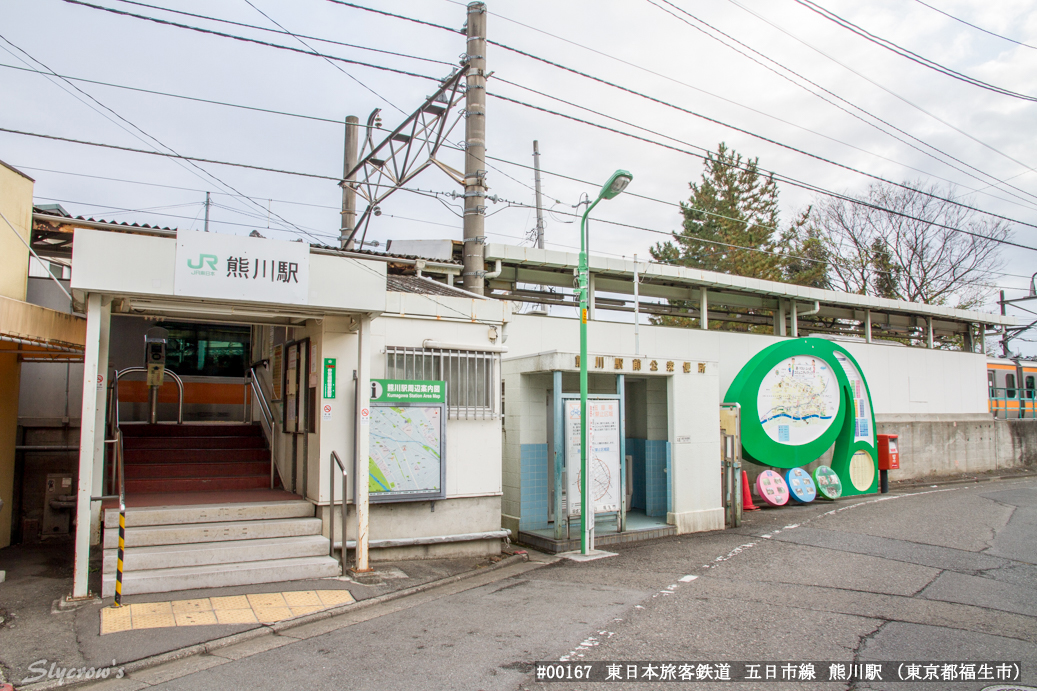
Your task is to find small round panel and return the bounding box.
[849,449,876,492]
[812,465,842,500]
[755,469,789,506]
[784,467,816,503]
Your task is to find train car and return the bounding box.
[987,357,1037,419]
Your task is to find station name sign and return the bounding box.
[174,229,310,304]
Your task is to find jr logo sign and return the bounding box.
[186,254,218,274]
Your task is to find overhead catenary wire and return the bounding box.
[794,0,1037,102]
[911,0,1037,51]
[67,0,1037,228]
[722,0,1037,185]
[0,34,327,245]
[110,0,455,66]
[646,0,1037,210]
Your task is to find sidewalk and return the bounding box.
[0,539,533,689]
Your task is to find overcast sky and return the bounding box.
[2,0,1036,341]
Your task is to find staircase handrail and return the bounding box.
[247,364,278,488]
[114,367,184,424]
[328,451,349,576]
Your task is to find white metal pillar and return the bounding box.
[776,300,787,336]
[927,317,934,349]
[90,298,112,545]
[791,301,799,338]
[699,287,708,330]
[72,293,109,599]
[353,315,373,573]
[865,309,873,343]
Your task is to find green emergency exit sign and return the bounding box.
[323,358,336,398]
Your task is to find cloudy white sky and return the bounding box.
[2,0,1036,340]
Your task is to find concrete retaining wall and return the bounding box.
[876,414,1037,480]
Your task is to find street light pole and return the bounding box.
[578,170,633,555]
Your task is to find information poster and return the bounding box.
[565,398,621,515]
[757,356,838,445]
[834,352,874,444]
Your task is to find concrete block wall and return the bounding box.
[876,415,1037,480]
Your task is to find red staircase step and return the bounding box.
[125,476,272,493]
[124,448,269,464]
[124,461,269,479]
[120,424,264,438]
[124,436,268,450]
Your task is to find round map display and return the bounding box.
[757,356,839,446]
[755,469,789,506]
[812,465,842,500]
[784,467,816,503]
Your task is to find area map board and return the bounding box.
[564,398,622,516]
[725,338,878,496]
[368,379,446,502]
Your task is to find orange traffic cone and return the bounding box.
[741,470,760,511]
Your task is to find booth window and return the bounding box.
[385,346,499,419]
[161,323,251,378]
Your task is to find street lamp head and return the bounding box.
[598,170,633,201]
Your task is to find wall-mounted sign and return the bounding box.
[369,403,445,502]
[564,398,621,515]
[323,358,336,399]
[371,379,446,403]
[174,229,309,304]
[725,338,878,497]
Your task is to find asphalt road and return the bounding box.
[69,477,1037,691]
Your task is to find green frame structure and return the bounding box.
[724,338,878,497]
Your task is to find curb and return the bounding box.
[891,470,1036,491]
[18,552,532,691]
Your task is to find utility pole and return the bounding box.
[462,1,488,294]
[340,115,360,250]
[1001,289,1009,357]
[533,140,545,249]
[204,192,210,232]
[633,254,640,355]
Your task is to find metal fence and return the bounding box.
[385,346,499,420]
[989,387,1037,419]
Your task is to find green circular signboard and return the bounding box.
[725,338,878,496]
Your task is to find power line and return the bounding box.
[325,0,461,35]
[61,0,440,83]
[0,34,325,244]
[911,0,1037,50]
[110,0,455,66]
[488,58,1037,227]
[723,0,1037,185]
[485,91,1037,247]
[240,0,406,115]
[647,0,1037,211]
[794,0,1037,102]
[66,0,1037,227]
[0,126,340,180]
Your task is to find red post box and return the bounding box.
[878,434,900,470]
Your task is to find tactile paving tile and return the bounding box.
[210,595,251,610]
[247,593,288,610]
[252,607,292,623]
[173,611,218,627]
[281,591,322,607]
[99,605,133,635]
[171,598,213,613]
[289,605,324,617]
[215,608,259,625]
[316,590,356,606]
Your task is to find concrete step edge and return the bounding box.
[100,556,341,597]
[103,500,314,528]
[102,517,323,548]
[102,535,331,574]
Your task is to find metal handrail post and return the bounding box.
[113,429,127,607]
[330,451,348,575]
[115,367,184,424]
